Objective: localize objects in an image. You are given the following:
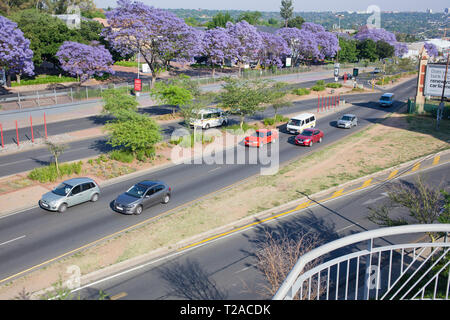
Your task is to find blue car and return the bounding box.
[379,93,394,107]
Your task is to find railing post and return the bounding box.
[36,91,40,107]
[18,92,22,109]
[54,88,57,104]
[71,87,73,103]
[364,238,373,300]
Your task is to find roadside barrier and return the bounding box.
[317,94,341,113]
[0,112,48,148]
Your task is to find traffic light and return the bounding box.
[353,68,359,77]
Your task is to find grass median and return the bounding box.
[1,110,449,298]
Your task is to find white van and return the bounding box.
[189,107,229,129]
[286,113,316,134]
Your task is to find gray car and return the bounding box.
[337,114,358,129]
[39,177,101,213]
[113,180,171,215]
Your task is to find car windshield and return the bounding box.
[252,131,266,137]
[126,184,148,198]
[289,119,301,126]
[341,116,352,121]
[380,96,391,101]
[301,130,314,137]
[52,183,72,196]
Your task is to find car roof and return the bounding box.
[197,107,223,114]
[291,113,315,120]
[256,129,271,132]
[342,114,356,117]
[381,93,394,97]
[137,180,166,188]
[62,177,95,186]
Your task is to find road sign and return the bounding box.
[424,64,450,98]
[134,78,142,92]
[353,68,359,77]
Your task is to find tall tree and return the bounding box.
[236,11,262,26]
[375,40,395,60]
[206,12,233,29]
[287,16,304,29]
[0,15,34,83]
[280,0,294,28]
[103,0,200,87]
[56,41,114,82]
[337,37,358,63]
[201,27,238,76]
[356,39,378,62]
[258,32,290,69]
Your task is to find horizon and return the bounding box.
[93,0,450,13]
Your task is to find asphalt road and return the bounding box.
[0,75,395,178]
[75,162,450,300]
[0,78,416,285]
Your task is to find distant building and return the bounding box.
[53,14,81,29]
[426,8,433,14]
[445,8,450,14]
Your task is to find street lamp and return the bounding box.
[336,14,344,32]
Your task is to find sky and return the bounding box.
[93,0,450,12]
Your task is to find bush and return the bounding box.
[28,161,83,183]
[292,88,311,96]
[315,80,325,86]
[311,85,326,92]
[326,83,342,89]
[11,75,76,87]
[263,114,289,126]
[109,150,134,163]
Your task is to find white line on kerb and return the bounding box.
[0,235,26,247]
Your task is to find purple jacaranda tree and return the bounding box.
[424,42,439,58]
[0,15,34,84]
[315,31,339,60]
[56,41,114,82]
[258,32,290,68]
[354,26,407,57]
[225,20,263,75]
[102,0,199,87]
[301,22,326,34]
[201,27,238,76]
[277,27,320,65]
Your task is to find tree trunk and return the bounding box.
[151,72,156,89]
[55,156,60,177]
[212,66,215,78]
[16,74,21,84]
[240,115,244,131]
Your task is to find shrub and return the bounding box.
[109,150,134,163]
[263,114,289,126]
[326,83,342,89]
[311,85,326,92]
[315,80,325,86]
[292,88,311,96]
[28,161,83,183]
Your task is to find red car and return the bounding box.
[295,129,324,147]
[244,129,279,147]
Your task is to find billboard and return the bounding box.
[424,64,450,98]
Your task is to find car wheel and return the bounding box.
[319,137,322,143]
[134,205,143,215]
[58,203,68,213]
[162,194,171,204]
[309,141,313,147]
[205,124,210,130]
[222,120,227,127]
[90,193,99,202]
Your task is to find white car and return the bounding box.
[190,107,228,129]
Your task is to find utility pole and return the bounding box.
[437,53,449,130]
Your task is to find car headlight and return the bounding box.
[124,204,136,208]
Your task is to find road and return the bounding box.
[0,78,416,285]
[73,161,450,300]
[0,75,393,178]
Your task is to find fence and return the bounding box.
[407,99,450,119]
[273,224,450,300]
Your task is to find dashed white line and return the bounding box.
[0,235,26,247]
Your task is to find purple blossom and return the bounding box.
[424,42,438,57]
[354,26,407,57]
[277,27,320,64]
[316,31,339,60]
[102,0,201,82]
[0,15,34,77]
[56,41,114,82]
[225,20,263,66]
[258,32,290,68]
[201,27,238,70]
[301,22,326,34]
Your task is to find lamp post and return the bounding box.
[336,14,344,32]
[437,53,449,130]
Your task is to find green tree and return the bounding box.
[280,0,294,28]
[206,12,233,29]
[337,37,359,63]
[105,112,162,156]
[267,18,279,27]
[357,39,378,62]
[101,88,138,115]
[237,11,262,25]
[367,176,447,242]
[151,82,194,116]
[287,16,305,29]
[45,140,66,177]
[219,78,276,131]
[375,40,395,60]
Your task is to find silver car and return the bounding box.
[39,178,101,213]
[113,180,171,215]
[337,114,358,129]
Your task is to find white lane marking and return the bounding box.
[336,224,357,233]
[362,192,389,206]
[0,235,26,247]
[208,167,222,173]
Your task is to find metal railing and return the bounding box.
[273,224,450,300]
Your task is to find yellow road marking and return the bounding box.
[433,156,440,166]
[411,163,421,172]
[295,200,311,210]
[110,292,128,300]
[331,189,344,198]
[386,170,398,180]
[362,179,373,188]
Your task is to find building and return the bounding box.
[444,8,450,14]
[52,14,81,29]
[426,8,433,14]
